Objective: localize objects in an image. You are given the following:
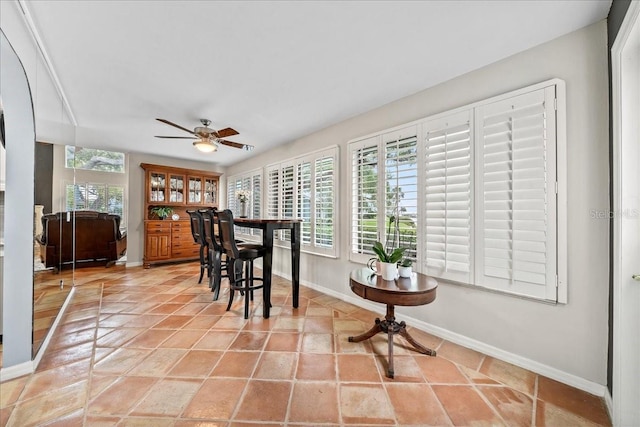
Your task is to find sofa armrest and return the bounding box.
[116,233,127,258]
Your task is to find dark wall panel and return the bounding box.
[34,141,53,214]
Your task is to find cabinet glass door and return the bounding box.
[169,174,185,203]
[204,178,217,205]
[150,172,166,202]
[188,176,202,204]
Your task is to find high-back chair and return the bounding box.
[200,208,232,300]
[187,210,209,284]
[217,209,267,319]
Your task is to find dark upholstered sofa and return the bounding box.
[35,211,127,270]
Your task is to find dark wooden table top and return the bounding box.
[233,218,302,225]
[349,268,438,307]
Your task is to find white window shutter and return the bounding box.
[423,110,473,283]
[297,160,312,245]
[251,172,262,218]
[349,136,381,263]
[266,165,280,220]
[280,162,295,241]
[314,154,335,250]
[383,127,419,260]
[475,86,557,300]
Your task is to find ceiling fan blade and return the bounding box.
[218,139,246,149]
[216,127,239,138]
[156,118,196,135]
[155,136,195,139]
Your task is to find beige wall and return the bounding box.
[226,21,610,386]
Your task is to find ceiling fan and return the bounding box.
[155,118,254,153]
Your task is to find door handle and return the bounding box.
[633,274,640,281]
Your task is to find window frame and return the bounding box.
[65,181,127,227]
[226,168,263,240]
[266,146,339,258]
[348,79,567,303]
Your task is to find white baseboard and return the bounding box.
[604,389,613,422]
[125,261,143,268]
[0,360,33,382]
[277,268,608,398]
[1,286,77,383]
[32,286,76,370]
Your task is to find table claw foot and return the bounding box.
[398,327,436,356]
[348,318,383,343]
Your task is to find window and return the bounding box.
[66,146,125,173]
[66,182,126,225]
[266,147,338,257]
[349,80,566,302]
[349,127,418,263]
[227,169,262,238]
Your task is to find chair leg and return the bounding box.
[211,251,222,300]
[226,289,235,312]
[226,258,239,312]
[248,260,254,302]
[198,244,206,284]
[244,260,251,318]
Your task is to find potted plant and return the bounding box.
[398,258,413,278]
[150,206,173,220]
[371,241,405,280]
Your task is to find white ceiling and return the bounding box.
[24,0,611,167]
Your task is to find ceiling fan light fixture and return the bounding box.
[193,139,217,153]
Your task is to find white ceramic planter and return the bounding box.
[379,262,398,281]
[398,266,412,278]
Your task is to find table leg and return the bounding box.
[348,304,435,378]
[348,318,383,342]
[262,225,273,318]
[291,222,300,308]
[398,325,437,356]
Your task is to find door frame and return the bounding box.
[611,1,640,425]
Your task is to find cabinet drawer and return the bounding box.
[146,222,171,231]
[171,222,190,230]
[171,249,199,258]
[173,236,197,245]
[147,228,171,235]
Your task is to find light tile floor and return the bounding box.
[0,263,611,426]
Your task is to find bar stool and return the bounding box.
[200,208,235,299]
[217,209,267,319]
[187,210,209,284]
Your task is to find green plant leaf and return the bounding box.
[372,241,388,262]
[388,247,406,264]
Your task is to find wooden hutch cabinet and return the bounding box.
[141,163,221,268]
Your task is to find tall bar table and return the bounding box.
[233,218,301,318]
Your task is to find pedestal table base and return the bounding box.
[348,304,436,378]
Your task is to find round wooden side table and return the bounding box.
[348,267,438,378]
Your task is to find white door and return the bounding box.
[612,2,640,426]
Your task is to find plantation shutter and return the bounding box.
[266,165,280,220]
[314,154,335,250]
[475,86,557,300]
[281,163,295,241]
[297,160,312,245]
[383,127,419,261]
[423,111,473,283]
[251,172,262,217]
[350,137,380,263]
[250,172,262,238]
